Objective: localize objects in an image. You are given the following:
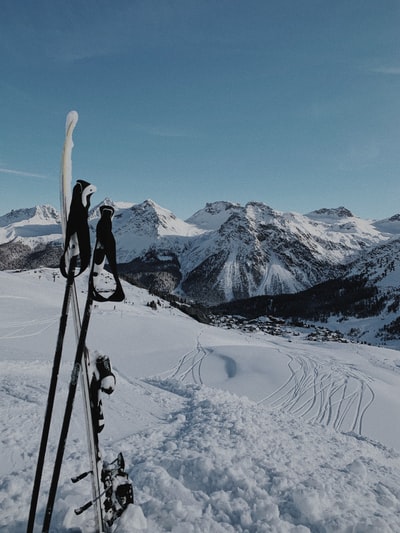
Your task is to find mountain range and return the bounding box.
[2,199,400,339]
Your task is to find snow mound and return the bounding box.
[122,380,400,533]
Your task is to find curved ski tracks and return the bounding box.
[0,316,57,339]
[158,332,375,439]
[165,336,208,385]
[258,350,375,436]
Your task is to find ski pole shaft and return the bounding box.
[42,293,93,533]
[27,256,77,533]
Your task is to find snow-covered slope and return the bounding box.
[1,269,400,532]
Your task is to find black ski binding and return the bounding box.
[102,453,134,526]
[73,453,133,521]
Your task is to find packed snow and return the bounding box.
[1,269,400,532]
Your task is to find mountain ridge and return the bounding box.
[1,199,399,307]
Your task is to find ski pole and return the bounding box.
[42,206,125,533]
[26,256,77,533]
[42,284,95,533]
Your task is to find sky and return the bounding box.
[1,0,400,221]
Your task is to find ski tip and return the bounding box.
[66,110,79,130]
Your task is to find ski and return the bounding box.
[71,351,134,529]
[42,205,126,533]
[59,111,104,533]
[27,113,94,533]
[75,205,130,532]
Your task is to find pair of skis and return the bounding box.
[27,112,132,533]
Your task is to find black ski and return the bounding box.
[27,177,95,533]
[42,205,126,533]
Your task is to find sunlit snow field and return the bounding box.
[1,269,400,532]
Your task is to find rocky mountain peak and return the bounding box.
[186,201,241,230]
[0,204,59,226]
[307,206,354,219]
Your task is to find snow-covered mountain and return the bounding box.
[0,204,60,245]
[179,202,392,303]
[0,205,61,270]
[1,199,399,305]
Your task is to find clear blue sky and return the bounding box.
[1,0,400,220]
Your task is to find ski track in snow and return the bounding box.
[0,317,57,339]
[162,332,208,385]
[152,329,375,438]
[258,348,375,436]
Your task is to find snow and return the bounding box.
[373,215,400,235]
[1,269,400,532]
[286,210,389,263]
[0,205,61,248]
[186,202,242,230]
